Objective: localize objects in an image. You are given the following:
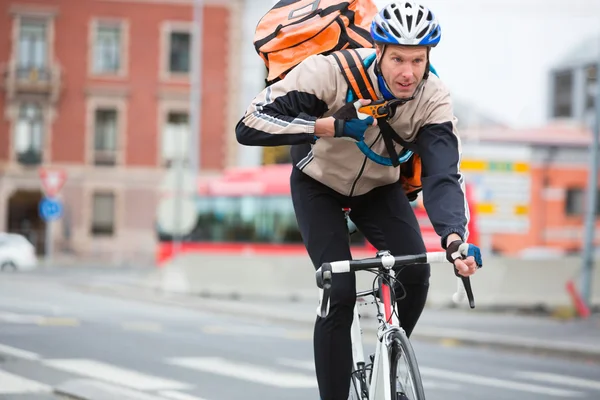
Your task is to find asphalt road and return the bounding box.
[1,272,599,400]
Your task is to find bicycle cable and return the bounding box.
[366,268,407,325]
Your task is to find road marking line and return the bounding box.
[167,357,317,388]
[277,358,315,371]
[43,359,191,391]
[423,381,461,391]
[38,317,80,326]
[0,343,41,360]
[159,390,210,400]
[420,367,583,397]
[56,379,168,400]
[0,370,51,394]
[517,371,600,391]
[0,311,43,324]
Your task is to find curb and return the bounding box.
[70,283,600,364]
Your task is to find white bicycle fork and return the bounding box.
[350,298,399,400]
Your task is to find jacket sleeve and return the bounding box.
[415,89,470,249]
[235,54,341,147]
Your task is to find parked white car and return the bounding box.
[0,233,38,271]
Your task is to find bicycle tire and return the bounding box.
[389,330,426,400]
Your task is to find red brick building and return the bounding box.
[0,0,240,263]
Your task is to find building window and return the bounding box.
[91,192,115,236]
[565,188,585,216]
[552,70,574,118]
[93,109,118,166]
[17,18,48,79]
[14,103,43,165]
[93,23,122,74]
[169,31,190,73]
[161,111,189,167]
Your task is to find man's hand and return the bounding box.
[333,99,377,141]
[446,239,483,277]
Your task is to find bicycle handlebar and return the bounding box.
[315,251,475,318]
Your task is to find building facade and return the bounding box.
[0,0,244,264]
[459,123,598,256]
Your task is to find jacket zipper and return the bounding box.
[349,133,382,197]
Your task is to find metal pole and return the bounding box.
[173,0,202,258]
[189,0,203,177]
[581,52,600,308]
[172,154,183,257]
[44,220,52,267]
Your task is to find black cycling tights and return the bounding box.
[290,167,431,400]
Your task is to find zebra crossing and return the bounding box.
[1,342,599,400]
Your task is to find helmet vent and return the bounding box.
[416,9,423,25]
[389,24,402,38]
[394,9,403,25]
[406,15,413,31]
[383,9,391,19]
[405,2,413,8]
[426,11,433,21]
[416,26,428,39]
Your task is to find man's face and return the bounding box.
[376,45,428,99]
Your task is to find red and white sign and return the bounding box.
[39,168,67,198]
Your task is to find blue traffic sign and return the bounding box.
[39,197,63,221]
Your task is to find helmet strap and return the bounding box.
[423,47,431,80]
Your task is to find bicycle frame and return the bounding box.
[315,249,475,400]
[349,268,402,400]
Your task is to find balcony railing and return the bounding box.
[1,61,62,103]
[16,148,42,166]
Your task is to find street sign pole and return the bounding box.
[581,48,600,308]
[45,219,53,267]
[38,168,67,266]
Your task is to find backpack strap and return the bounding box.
[332,49,413,169]
[331,49,378,100]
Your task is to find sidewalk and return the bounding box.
[75,271,600,364]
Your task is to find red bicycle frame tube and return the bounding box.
[380,280,393,322]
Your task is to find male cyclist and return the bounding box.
[235,2,482,399]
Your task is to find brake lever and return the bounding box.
[461,276,475,309]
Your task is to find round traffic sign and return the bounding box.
[39,197,63,221]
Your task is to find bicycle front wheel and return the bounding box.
[389,330,426,400]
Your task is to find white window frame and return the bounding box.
[89,18,129,78]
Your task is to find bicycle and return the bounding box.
[315,248,476,400]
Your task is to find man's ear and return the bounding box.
[375,44,385,61]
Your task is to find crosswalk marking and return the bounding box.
[423,381,461,391]
[159,390,210,400]
[278,359,462,391]
[0,370,50,394]
[43,359,192,391]
[122,321,163,332]
[0,343,41,360]
[420,367,584,397]
[166,357,317,389]
[517,371,600,391]
[0,311,44,324]
[277,358,315,371]
[55,379,169,400]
